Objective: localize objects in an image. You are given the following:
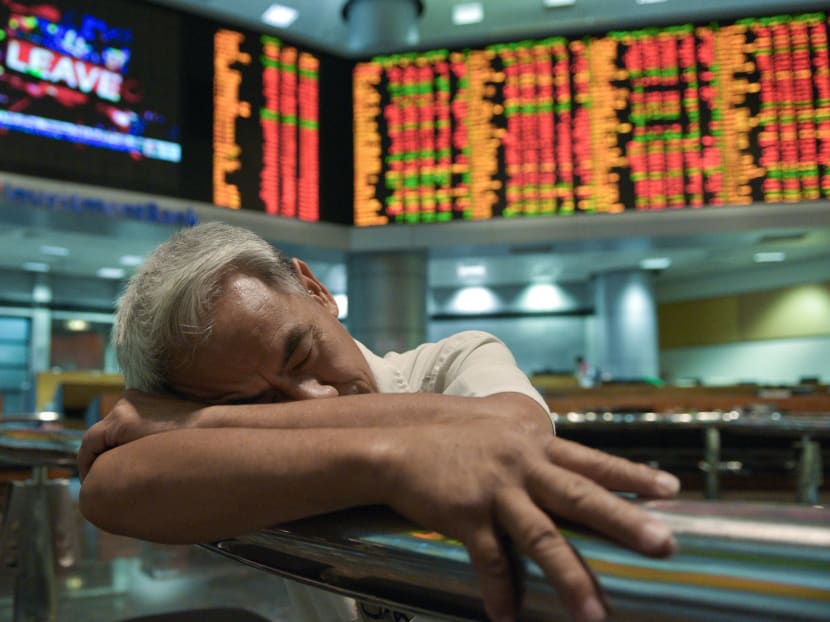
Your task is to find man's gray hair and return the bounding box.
[114,222,304,392]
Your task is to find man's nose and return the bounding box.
[286,377,339,400]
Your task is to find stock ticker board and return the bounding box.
[353,12,830,226]
[213,29,321,221]
[0,0,328,222]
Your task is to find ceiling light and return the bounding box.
[39,245,69,256]
[640,257,671,270]
[452,286,498,313]
[119,255,144,267]
[261,3,299,28]
[452,2,483,25]
[754,251,786,263]
[334,294,348,320]
[65,319,90,332]
[33,283,52,303]
[22,261,50,272]
[96,267,125,279]
[543,0,576,7]
[457,264,486,279]
[522,283,564,311]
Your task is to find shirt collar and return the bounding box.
[354,340,412,394]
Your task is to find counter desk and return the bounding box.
[550,409,829,503]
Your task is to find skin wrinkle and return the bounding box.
[166,272,377,406]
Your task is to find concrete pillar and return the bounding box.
[593,269,659,382]
[28,276,52,412]
[346,251,427,355]
[343,0,420,53]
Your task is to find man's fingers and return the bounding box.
[467,528,519,622]
[77,445,92,482]
[546,437,680,498]
[531,463,677,557]
[77,421,109,482]
[494,487,607,622]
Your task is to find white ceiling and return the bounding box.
[148,0,830,57]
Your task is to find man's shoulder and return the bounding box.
[385,330,504,363]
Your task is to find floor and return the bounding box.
[0,476,823,622]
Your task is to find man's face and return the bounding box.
[166,261,377,404]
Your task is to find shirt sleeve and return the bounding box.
[399,331,555,431]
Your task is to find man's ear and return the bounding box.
[290,258,339,317]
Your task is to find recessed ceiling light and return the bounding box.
[457,264,486,279]
[33,283,51,303]
[543,0,576,7]
[452,286,498,313]
[39,245,69,256]
[65,319,90,332]
[452,2,484,25]
[754,251,786,263]
[119,255,144,267]
[22,261,50,273]
[334,294,348,320]
[261,3,299,27]
[640,257,671,270]
[96,267,126,279]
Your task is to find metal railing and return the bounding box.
[1,418,829,622]
[208,501,830,621]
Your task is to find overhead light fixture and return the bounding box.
[334,294,348,320]
[522,283,564,312]
[22,261,50,273]
[754,251,786,263]
[261,3,299,28]
[119,254,144,267]
[457,264,486,279]
[543,0,576,7]
[65,319,90,332]
[640,257,672,270]
[635,0,667,4]
[39,245,69,256]
[33,283,52,303]
[452,286,498,313]
[96,267,126,279]
[452,2,483,25]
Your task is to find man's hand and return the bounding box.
[78,390,203,481]
[378,420,680,622]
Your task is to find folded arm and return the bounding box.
[77,389,551,480]
[79,390,678,622]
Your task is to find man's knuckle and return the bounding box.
[561,476,594,509]
[523,524,562,556]
[473,548,510,578]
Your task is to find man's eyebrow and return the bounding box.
[281,325,309,368]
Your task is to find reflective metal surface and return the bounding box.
[0,424,83,622]
[549,409,830,434]
[0,425,83,468]
[209,501,830,622]
[1,421,827,621]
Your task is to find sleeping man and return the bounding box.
[78,222,680,622]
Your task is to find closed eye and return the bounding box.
[291,325,321,372]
